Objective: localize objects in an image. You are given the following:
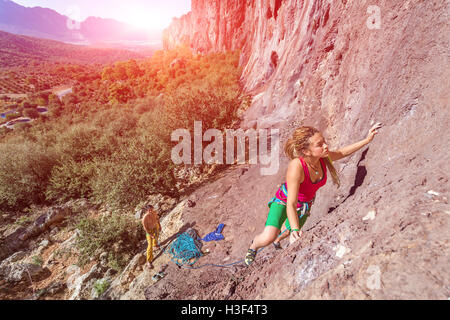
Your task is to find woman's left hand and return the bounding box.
[367,122,382,142]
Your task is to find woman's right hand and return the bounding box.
[289,230,302,244]
[366,122,382,142]
[291,230,301,239]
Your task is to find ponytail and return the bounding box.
[324,156,340,187]
[284,137,299,160]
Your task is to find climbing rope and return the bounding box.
[165,228,291,269]
[164,232,203,266]
[163,204,309,269]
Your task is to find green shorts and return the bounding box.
[265,202,310,231]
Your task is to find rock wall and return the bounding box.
[159,0,450,299]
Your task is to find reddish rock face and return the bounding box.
[163,1,247,54]
[156,0,449,300]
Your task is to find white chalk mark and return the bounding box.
[427,190,440,196]
[366,265,381,290]
[362,210,376,221]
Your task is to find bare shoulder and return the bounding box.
[286,158,304,183]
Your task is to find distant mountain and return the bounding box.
[0,30,144,67]
[0,0,161,45]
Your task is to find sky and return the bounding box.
[12,0,191,31]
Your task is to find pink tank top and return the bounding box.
[268,157,327,208]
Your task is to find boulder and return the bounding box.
[20,207,72,241]
[0,251,27,268]
[67,263,104,300]
[0,227,28,261]
[0,263,50,283]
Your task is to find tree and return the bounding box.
[125,59,144,79]
[108,83,133,105]
[102,66,115,81]
[113,62,128,81]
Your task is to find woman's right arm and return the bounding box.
[286,159,304,240]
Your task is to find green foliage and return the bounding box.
[0,46,244,214]
[93,279,110,298]
[31,255,43,266]
[13,214,32,227]
[45,158,96,203]
[108,82,134,105]
[0,137,58,210]
[89,134,178,211]
[44,123,118,203]
[74,212,143,271]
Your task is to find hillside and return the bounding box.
[0,0,161,44]
[0,30,144,68]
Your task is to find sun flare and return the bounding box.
[123,10,168,31]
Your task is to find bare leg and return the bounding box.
[274,226,290,245]
[249,226,280,251]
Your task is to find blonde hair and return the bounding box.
[141,208,159,234]
[284,126,340,187]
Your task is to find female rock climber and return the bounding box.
[244,122,382,266]
[142,205,161,269]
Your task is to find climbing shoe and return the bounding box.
[273,242,282,250]
[244,249,257,266]
[152,272,165,282]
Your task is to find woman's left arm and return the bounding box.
[329,122,382,161]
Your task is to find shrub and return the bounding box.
[89,134,178,212]
[32,255,43,266]
[0,48,244,214]
[52,123,106,162]
[45,158,96,203]
[0,137,58,210]
[74,211,143,271]
[45,123,119,203]
[93,279,110,298]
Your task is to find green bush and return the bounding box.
[32,255,43,266]
[93,279,110,298]
[75,212,143,271]
[89,134,178,212]
[45,123,119,203]
[0,137,57,210]
[52,123,108,162]
[45,158,96,203]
